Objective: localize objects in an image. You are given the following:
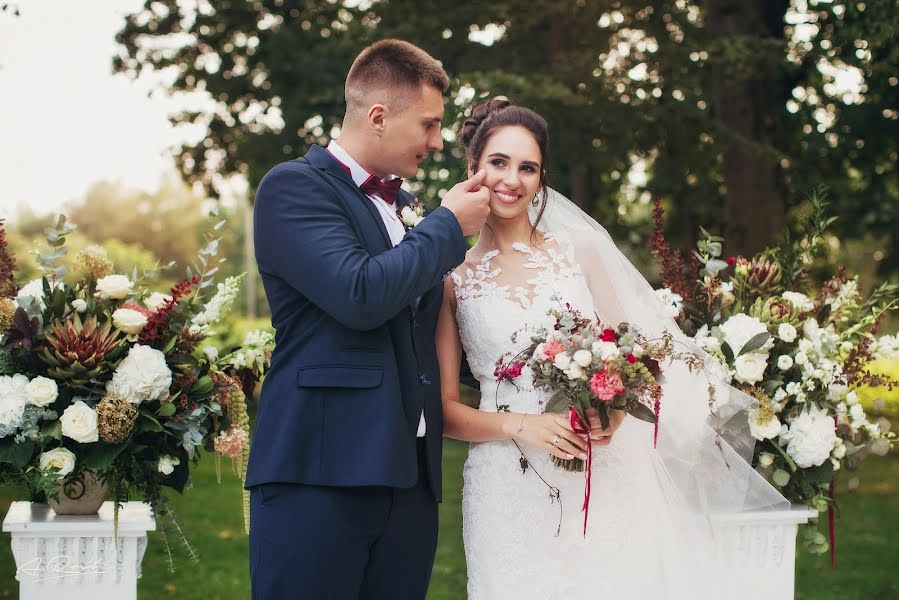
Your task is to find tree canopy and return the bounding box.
[114,0,899,273]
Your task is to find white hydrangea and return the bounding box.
[0,374,29,435]
[106,344,172,404]
[781,405,838,468]
[873,334,899,361]
[719,313,772,355]
[654,288,683,319]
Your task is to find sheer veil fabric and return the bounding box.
[533,188,789,516]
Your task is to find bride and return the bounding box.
[435,99,788,599]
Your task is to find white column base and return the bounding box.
[3,501,156,600]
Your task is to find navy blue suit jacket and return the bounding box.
[245,145,466,501]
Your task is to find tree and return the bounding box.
[114,0,899,274]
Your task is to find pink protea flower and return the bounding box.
[541,339,565,361]
[589,370,625,401]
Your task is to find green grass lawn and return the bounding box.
[1,441,895,599]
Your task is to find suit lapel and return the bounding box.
[304,145,393,251]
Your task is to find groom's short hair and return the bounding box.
[345,39,449,118]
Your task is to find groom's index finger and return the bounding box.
[465,170,487,191]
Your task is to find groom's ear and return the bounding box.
[367,103,388,133]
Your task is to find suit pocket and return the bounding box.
[296,365,383,389]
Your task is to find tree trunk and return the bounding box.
[706,0,789,256]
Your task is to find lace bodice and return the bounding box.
[450,232,595,410]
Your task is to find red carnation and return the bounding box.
[599,328,617,342]
[626,354,638,364]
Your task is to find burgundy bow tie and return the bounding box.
[360,174,403,205]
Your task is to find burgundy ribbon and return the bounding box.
[568,407,593,536]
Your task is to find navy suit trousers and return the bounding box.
[249,440,438,600]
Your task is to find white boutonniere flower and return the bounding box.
[398,199,426,231]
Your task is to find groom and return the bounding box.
[246,39,490,599]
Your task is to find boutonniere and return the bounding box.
[398,198,426,231]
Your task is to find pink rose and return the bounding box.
[589,370,625,401]
[541,339,565,361]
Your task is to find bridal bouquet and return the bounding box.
[495,299,694,472]
[649,193,897,554]
[0,214,269,549]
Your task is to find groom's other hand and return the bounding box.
[441,170,491,235]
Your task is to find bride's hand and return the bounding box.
[509,414,588,461]
[586,407,626,447]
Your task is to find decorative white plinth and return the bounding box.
[3,501,156,600]
[712,506,818,600]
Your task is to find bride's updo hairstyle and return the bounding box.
[459,99,550,235]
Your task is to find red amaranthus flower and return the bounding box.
[139,276,200,344]
[649,198,698,303]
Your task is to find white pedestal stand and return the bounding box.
[3,501,155,600]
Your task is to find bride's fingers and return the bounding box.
[545,441,576,461]
[554,426,588,453]
[551,436,587,459]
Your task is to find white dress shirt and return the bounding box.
[327,141,427,437]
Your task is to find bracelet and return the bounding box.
[513,413,527,436]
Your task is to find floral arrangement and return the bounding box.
[649,193,897,554]
[0,214,270,558]
[495,298,701,472]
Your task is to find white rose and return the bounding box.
[112,308,148,335]
[802,318,819,339]
[591,340,620,360]
[158,455,180,475]
[553,353,572,370]
[106,344,172,404]
[400,206,419,228]
[778,323,798,343]
[794,351,809,366]
[782,291,815,312]
[564,364,585,380]
[749,409,781,440]
[38,448,76,478]
[719,313,772,355]
[573,350,593,368]
[848,403,865,422]
[145,292,173,311]
[94,274,133,300]
[845,390,858,406]
[26,376,58,407]
[0,374,29,433]
[758,452,775,468]
[832,443,846,459]
[733,353,768,384]
[781,405,839,468]
[776,355,793,371]
[60,400,99,443]
[71,299,88,313]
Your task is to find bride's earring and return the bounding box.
[531,192,540,207]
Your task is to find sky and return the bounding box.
[0,0,203,222]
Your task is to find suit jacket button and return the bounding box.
[419,374,431,385]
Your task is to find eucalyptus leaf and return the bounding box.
[739,332,771,356]
[627,402,657,424]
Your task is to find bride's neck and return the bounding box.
[477,214,534,253]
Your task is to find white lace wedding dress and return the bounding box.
[451,232,715,600]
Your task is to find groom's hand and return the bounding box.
[586,407,626,447]
[441,170,491,235]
